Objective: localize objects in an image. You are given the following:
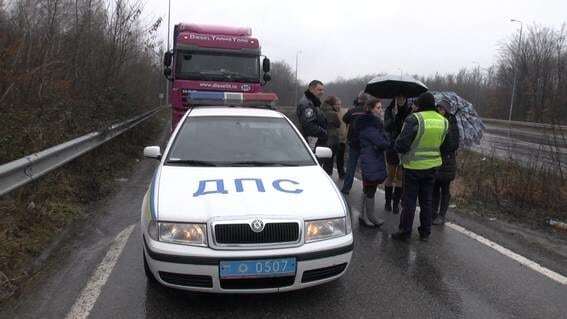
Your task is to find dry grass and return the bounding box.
[0,112,167,301]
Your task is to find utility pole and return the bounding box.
[294,50,301,105]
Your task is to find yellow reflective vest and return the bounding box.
[401,111,448,170]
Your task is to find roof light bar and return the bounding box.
[184,91,278,108]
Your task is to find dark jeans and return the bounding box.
[341,145,360,193]
[336,143,346,177]
[432,179,451,219]
[398,168,437,236]
[322,143,338,176]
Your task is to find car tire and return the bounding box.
[143,249,157,283]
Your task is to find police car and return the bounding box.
[141,92,353,293]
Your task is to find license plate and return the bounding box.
[219,258,296,279]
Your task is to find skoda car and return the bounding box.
[141,102,353,293]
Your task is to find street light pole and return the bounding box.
[294,50,302,104]
[165,0,171,106]
[508,19,524,131]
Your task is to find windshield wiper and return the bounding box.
[166,159,218,167]
[228,161,302,167]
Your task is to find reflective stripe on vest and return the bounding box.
[401,111,448,170]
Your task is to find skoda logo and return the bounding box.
[250,219,265,233]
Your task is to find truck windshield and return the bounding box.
[175,51,260,82]
[166,116,315,167]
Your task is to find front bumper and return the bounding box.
[143,234,353,293]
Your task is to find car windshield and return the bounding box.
[175,51,260,82]
[166,116,315,167]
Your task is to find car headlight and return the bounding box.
[305,218,347,243]
[156,222,207,246]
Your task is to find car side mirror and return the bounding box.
[144,146,162,160]
[163,67,172,79]
[262,57,271,73]
[263,73,271,83]
[315,147,332,159]
[164,51,172,67]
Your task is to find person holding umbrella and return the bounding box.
[384,95,412,214]
[432,99,460,225]
[391,92,448,242]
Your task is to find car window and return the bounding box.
[166,116,315,166]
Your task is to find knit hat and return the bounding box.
[416,92,436,110]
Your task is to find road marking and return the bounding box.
[339,169,567,285]
[65,224,135,319]
[447,222,567,285]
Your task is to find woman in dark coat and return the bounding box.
[383,96,411,214]
[432,101,460,225]
[355,98,390,227]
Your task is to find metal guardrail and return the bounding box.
[482,118,567,131]
[0,107,163,197]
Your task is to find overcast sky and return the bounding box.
[143,0,567,83]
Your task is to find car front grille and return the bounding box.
[220,276,295,289]
[214,222,300,245]
[158,272,213,288]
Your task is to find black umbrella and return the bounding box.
[365,74,428,98]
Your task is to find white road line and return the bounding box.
[65,224,135,319]
[339,169,567,285]
[447,222,567,285]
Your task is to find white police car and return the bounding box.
[141,93,353,293]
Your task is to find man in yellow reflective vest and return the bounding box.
[391,92,449,242]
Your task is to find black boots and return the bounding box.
[392,187,403,215]
[384,186,393,211]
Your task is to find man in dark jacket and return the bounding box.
[432,100,460,225]
[296,80,328,149]
[391,92,448,242]
[340,91,369,195]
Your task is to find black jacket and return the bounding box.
[342,104,366,149]
[296,90,327,142]
[384,100,411,140]
[437,114,460,181]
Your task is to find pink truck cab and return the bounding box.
[163,23,277,128]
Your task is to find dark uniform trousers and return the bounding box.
[398,168,438,237]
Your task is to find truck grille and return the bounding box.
[214,222,300,245]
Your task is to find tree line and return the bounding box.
[266,23,567,124]
[0,0,164,163]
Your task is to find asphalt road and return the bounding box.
[3,157,566,319]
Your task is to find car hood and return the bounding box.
[155,165,345,222]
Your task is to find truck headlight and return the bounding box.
[158,222,207,246]
[305,218,346,243]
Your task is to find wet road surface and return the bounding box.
[3,157,566,319]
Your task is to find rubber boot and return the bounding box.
[392,187,403,215]
[366,196,384,226]
[359,194,375,227]
[384,186,393,211]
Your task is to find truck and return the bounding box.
[163,23,277,128]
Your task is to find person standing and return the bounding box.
[296,80,328,149]
[320,96,342,176]
[383,95,411,214]
[337,101,348,179]
[391,92,448,242]
[356,98,390,226]
[432,100,460,225]
[340,91,369,195]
